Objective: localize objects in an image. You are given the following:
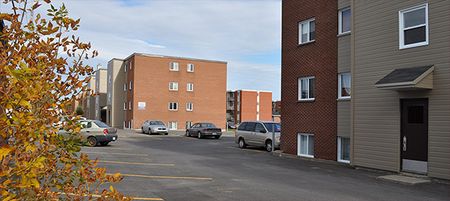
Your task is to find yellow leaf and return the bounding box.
[0,147,12,159]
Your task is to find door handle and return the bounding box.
[402,136,407,151]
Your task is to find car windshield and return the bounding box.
[151,121,165,125]
[202,123,216,128]
[94,120,109,128]
[264,123,281,133]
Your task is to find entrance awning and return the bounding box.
[375,66,434,90]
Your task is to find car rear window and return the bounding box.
[151,121,165,125]
[264,123,281,133]
[94,120,109,128]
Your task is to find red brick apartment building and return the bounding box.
[107,53,227,130]
[281,0,338,160]
[226,90,272,124]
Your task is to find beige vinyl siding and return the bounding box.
[353,0,450,179]
[338,35,351,72]
[338,0,350,9]
[337,101,351,137]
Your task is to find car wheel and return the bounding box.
[87,136,97,147]
[141,127,144,133]
[214,136,220,139]
[265,140,273,152]
[186,131,190,137]
[164,132,168,135]
[238,138,246,149]
[197,131,202,139]
[100,142,109,146]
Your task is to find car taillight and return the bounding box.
[103,129,108,135]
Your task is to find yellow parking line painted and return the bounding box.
[97,160,174,167]
[58,192,164,200]
[82,151,148,156]
[116,173,213,181]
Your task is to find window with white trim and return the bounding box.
[123,102,126,111]
[168,121,177,130]
[128,101,132,110]
[298,18,315,44]
[169,82,178,91]
[123,83,127,91]
[298,77,315,100]
[168,102,178,111]
[124,64,127,72]
[129,61,132,70]
[170,62,179,71]
[338,73,351,99]
[187,64,195,72]
[187,83,194,92]
[129,81,132,90]
[399,3,428,49]
[298,133,314,158]
[338,8,351,34]
[186,102,193,111]
[338,137,350,163]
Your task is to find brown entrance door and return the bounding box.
[401,99,428,174]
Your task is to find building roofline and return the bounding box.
[227,89,272,93]
[122,53,227,64]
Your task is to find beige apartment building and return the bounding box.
[282,0,449,180]
[107,53,227,130]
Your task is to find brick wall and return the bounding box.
[281,0,338,160]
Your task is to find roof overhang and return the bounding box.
[375,66,434,90]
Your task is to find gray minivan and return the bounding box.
[235,121,281,152]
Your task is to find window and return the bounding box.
[128,101,132,110]
[170,62,179,71]
[298,18,315,44]
[298,77,315,100]
[255,123,266,133]
[124,64,127,72]
[338,73,351,99]
[123,102,126,111]
[338,137,350,163]
[129,81,132,90]
[186,121,193,129]
[129,61,132,70]
[298,134,314,157]
[169,82,178,91]
[338,8,351,34]
[237,122,247,131]
[123,83,127,91]
[244,122,256,132]
[399,4,428,49]
[187,83,194,92]
[186,102,193,111]
[168,121,177,130]
[168,102,178,111]
[187,64,195,72]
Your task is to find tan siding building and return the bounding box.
[107,53,227,130]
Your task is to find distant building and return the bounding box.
[78,68,107,121]
[107,53,227,130]
[272,100,281,123]
[227,90,272,124]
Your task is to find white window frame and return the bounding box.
[297,133,314,158]
[128,101,132,110]
[338,7,351,35]
[123,102,126,111]
[129,80,132,90]
[168,121,178,130]
[298,76,315,101]
[298,18,315,44]
[123,83,127,91]
[170,62,179,71]
[337,137,350,163]
[187,83,194,92]
[129,61,132,70]
[124,64,127,73]
[169,82,179,91]
[399,3,429,49]
[186,102,193,111]
[338,73,351,99]
[187,63,195,72]
[168,102,178,111]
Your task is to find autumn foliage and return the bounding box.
[0,0,129,200]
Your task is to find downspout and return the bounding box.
[350,0,356,166]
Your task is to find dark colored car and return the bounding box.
[185,122,222,139]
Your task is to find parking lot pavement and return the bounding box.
[81,129,450,201]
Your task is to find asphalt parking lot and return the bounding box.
[81,129,450,201]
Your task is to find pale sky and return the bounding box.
[63,0,282,100]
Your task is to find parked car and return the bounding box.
[58,120,118,147]
[141,120,169,135]
[186,122,222,139]
[235,121,281,152]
